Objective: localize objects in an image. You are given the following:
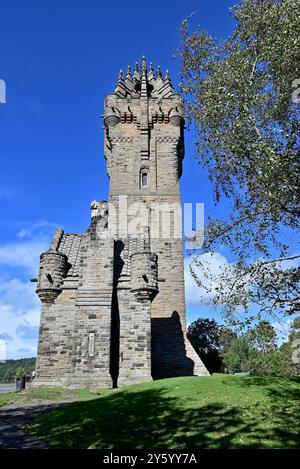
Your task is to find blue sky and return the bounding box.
[0,1,293,359]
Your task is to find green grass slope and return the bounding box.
[0,393,15,407]
[0,386,95,407]
[26,374,300,449]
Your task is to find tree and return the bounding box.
[187,319,238,372]
[248,320,277,354]
[0,358,36,383]
[179,0,300,325]
[15,367,26,379]
[219,326,238,352]
[187,318,220,353]
[221,335,260,373]
[187,319,222,372]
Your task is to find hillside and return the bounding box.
[0,358,36,383]
[26,374,300,449]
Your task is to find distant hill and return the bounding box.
[0,358,36,383]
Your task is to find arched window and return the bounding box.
[142,172,148,187]
[140,167,149,189]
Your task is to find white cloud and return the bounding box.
[0,220,55,359]
[0,220,55,276]
[0,240,48,276]
[16,229,28,240]
[0,279,40,359]
[0,278,39,316]
[16,220,56,240]
[272,318,293,343]
[184,252,230,305]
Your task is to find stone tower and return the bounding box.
[33,59,208,389]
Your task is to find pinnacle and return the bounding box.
[126,65,132,78]
[156,65,162,78]
[141,56,147,73]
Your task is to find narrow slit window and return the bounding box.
[88,332,95,357]
[142,172,148,187]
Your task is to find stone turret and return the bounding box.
[130,227,158,301]
[36,228,68,303]
[117,226,158,386]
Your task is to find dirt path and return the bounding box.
[0,401,71,449]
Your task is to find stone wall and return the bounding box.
[35,216,114,389]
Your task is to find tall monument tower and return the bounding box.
[33,59,208,389]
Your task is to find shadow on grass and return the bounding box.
[27,378,300,449]
[236,375,300,448]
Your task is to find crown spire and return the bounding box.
[141,56,147,75]
[114,61,174,98]
[140,57,148,98]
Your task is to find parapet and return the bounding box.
[104,58,185,129]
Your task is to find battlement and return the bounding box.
[104,59,184,130]
[104,59,185,195]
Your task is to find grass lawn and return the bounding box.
[0,386,95,407]
[25,374,300,449]
[0,393,15,407]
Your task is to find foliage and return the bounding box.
[179,0,300,323]
[248,320,277,353]
[0,358,36,383]
[219,326,238,352]
[222,319,300,375]
[221,335,260,373]
[187,319,236,372]
[26,375,300,449]
[187,319,220,353]
[188,317,300,375]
